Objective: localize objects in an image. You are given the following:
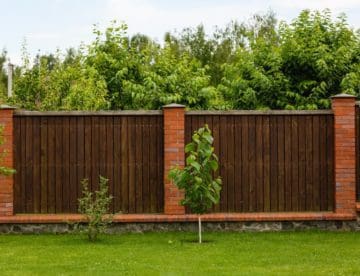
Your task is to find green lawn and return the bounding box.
[0,231,359,275]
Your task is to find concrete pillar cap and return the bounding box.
[0,104,16,110]
[163,103,185,109]
[331,93,356,99]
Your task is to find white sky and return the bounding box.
[1,0,359,65]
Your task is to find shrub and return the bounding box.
[78,175,113,241]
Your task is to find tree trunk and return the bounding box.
[198,215,202,244]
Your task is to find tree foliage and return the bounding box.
[4,10,360,111]
[169,124,221,243]
[169,125,222,215]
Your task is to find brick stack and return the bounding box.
[332,94,357,215]
[163,104,185,215]
[0,106,15,216]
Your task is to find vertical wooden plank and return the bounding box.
[241,116,249,212]
[21,117,27,213]
[114,116,123,213]
[269,116,278,211]
[255,116,264,212]
[128,116,136,213]
[263,116,271,212]
[186,116,198,213]
[40,117,48,213]
[149,116,157,213]
[25,117,34,212]
[142,116,150,213]
[47,117,56,213]
[33,117,41,213]
[99,117,107,179]
[298,116,307,211]
[135,116,143,213]
[305,116,313,211]
[213,115,223,212]
[105,117,115,213]
[326,115,335,211]
[248,116,256,212]
[76,117,85,212]
[312,116,321,211]
[120,116,129,213]
[206,115,215,213]
[91,116,100,192]
[219,115,228,212]
[277,116,285,212]
[291,116,299,211]
[284,116,293,211]
[156,115,164,213]
[84,117,92,190]
[198,115,206,130]
[184,116,190,214]
[69,117,77,212]
[62,117,70,212]
[193,115,199,130]
[185,115,191,144]
[54,117,63,213]
[13,117,22,213]
[357,106,360,201]
[227,116,235,212]
[319,115,328,211]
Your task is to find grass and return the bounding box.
[0,231,359,275]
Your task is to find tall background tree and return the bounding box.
[3,9,359,111]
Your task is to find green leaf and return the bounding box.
[190,161,201,171]
[185,143,196,153]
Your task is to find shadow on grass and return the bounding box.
[180,238,215,244]
[60,234,123,246]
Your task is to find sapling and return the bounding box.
[78,175,113,241]
[169,124,222,243]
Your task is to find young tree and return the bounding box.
[78,176,113,242]
[169,124,221,243]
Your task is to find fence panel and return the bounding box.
[185,111,335,212]
[13,111,164,214]
[356,105,360,201]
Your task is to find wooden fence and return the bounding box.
[356,105,360,201]
[13,111,164,214]
[12,109,337,215]
[185,111,335,213]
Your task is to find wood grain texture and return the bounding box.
[185,114,334,213]
[13,114,164,214]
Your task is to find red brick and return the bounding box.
[163,104,186,215]
[0,108,14,216]
[0,212,355,224]
[331,95,356,216]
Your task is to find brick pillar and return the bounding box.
[331,94,356,215]
[163,104,185,215]
[0,105,15,216]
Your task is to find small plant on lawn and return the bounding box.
[0,125,15,176]
[78,175,113,242]
[169,124,222,243]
